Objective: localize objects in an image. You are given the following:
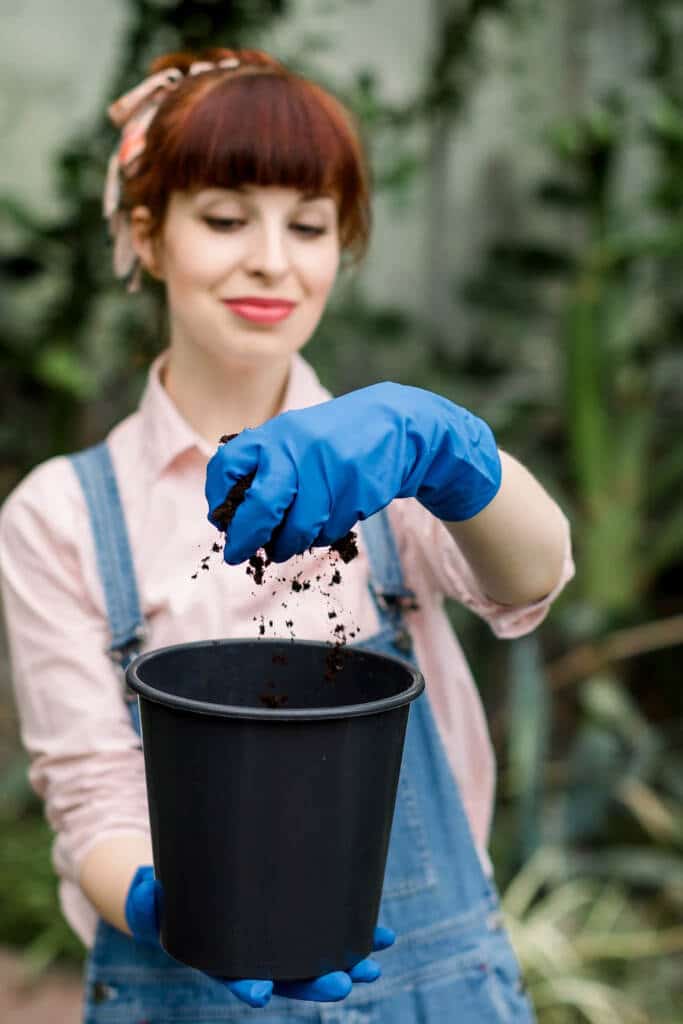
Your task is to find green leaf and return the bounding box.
[34,346,97,400]
[647,95,683,143]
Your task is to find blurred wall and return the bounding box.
[0,0,129,221]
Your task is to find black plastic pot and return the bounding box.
[126,638,424,980]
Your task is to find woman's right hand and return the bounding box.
[125,866,395,1009]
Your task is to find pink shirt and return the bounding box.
[0,352,575,947]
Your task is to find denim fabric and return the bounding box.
[72,442,535,1023]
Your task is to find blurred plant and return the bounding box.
[0,749,84,972]
[465,86,683,625]
[502,846,683,1023]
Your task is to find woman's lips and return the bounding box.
[223,300,296,324]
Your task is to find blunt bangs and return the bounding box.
[171,75,350,200]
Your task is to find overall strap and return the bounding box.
[69,442,146,681]
[359,507,416,601]
[359,508,417,654]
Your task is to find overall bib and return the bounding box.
[71,442,534,1023]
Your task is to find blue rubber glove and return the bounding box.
[205,382,501,564]
[125,866,395,1010]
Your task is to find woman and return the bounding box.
[0,47,574,1020]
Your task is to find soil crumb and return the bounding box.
[246,553,270,585]
[330,531,359,564]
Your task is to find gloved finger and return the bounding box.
[312,463,392,547]
[313,507,364,549]
[348,956,382,982]
[205,434,260,528]
[222,978,273,1008]
[223,448,298,564]
[267,480,332,563]
[372,924,396,951]
[273,970,352,1002]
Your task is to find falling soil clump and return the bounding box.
[330,531,359,564]
[247,553,270,585]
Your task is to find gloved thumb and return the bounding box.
[124,865,163,946]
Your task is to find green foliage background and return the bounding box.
[1,0,682,1019]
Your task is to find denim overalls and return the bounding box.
[71,442,534,1023]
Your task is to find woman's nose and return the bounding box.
[244,221,290,278]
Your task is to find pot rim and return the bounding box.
[126,637,425,721]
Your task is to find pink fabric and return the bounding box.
[0,352,575,947]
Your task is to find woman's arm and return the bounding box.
[0,460,152,942]
[446,449,569,606]
[204,382,571,601]
[79,833,154,935]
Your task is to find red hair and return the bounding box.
[121,47,372,267]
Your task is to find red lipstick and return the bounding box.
[223,297,296,324]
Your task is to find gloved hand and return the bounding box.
[125,866,395,1009]
[205,381,501,564]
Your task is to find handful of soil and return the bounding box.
[210,433,359,571]
[209,434,254,533]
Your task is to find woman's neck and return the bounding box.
[161,343,292,447]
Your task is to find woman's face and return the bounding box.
[134,184,341,366]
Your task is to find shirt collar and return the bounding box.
[138,349,332,479]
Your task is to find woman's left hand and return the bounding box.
[126,866,395,1009]
[205,382,501,564]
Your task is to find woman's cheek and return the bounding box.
[306,245,340,295]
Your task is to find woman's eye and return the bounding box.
[204,217,325,237]
[293,224,326,237]
[204,217,243,230]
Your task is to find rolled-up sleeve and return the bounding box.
[389,498,576,638]
[0,458,150,887]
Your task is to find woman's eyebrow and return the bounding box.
[196,187,334,209]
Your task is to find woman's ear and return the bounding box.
[130,206,165,281]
